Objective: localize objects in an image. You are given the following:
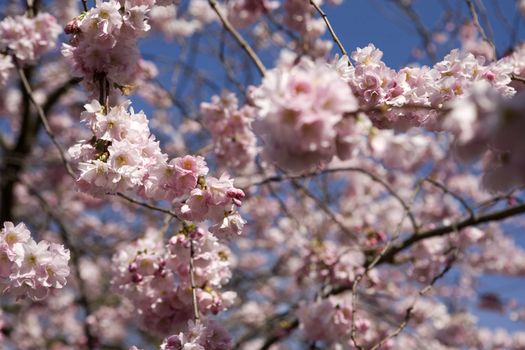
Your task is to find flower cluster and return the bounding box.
[283,0,333,57]
[62,0,151,96]
[111,227,236,335]
[443,83,525,192]
[503,43,525,92]
[0,13,61,64]
[69,99,245,236]
[200,91,257,172]
[227,0,279,28]
[0,222,70,301]
[251,56,359,173]
[345,44,515,128]
[297,239,366,287]
[69,99,166,195]
[297,296,357,342]
[160,320,232,350]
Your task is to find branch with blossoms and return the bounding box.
[2,0,525,349]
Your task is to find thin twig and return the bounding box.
[393,0,437,62]
[350,179,422,349]
[248,166,419,234]
[369,247,459,350]
[290,179,356,240]
[189,237,201,322]
[115,192,182,220]
[207,0,267,76]
[465,0,496,59]
[424,177,475,219]
[309,0,348,58]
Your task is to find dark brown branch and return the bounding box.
[377,202,525,265]
[15,63,77,180]
[511,74,525,84]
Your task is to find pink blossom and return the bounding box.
[0,222,70,301]
[252,55,359,172]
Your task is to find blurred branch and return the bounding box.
[391,0,436,62]
[207,0,267,76]
[465,0,496,59]
[15,62,76,179]
[423,177,475,219]
[309,0,348,58]
[378,202,525,264]
[368,247,459,350]
[248,166,419,234]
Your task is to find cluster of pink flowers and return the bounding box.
[69,99,166,195]
[370,129,443,171]
[62,0,151,95]
[251,55,360,173]
[345,44,515,128]
[227,0,279,28]
[200,90,257,172]
[178,174,246,239]
[111,227,236,335]
[0,13,61,64]
[297,296,363,343]
[283,0,333,57]
[459,21,495,61]
[69,99,246,236]
[160,320,232,350]
[443,83,525,192]
[0,222,70,301]
[297,239,367,287]
[503,44,525,92]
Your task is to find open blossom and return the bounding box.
[69,99,246,236]
[179,174,246,238]
[111,227,236,335]
[0,222,70,301]
[297,296,356,342]
[161,320,232,350]
[0,13,61,64]
[62,0,151,96]
[345,44,515,129]
[201,91,258,172]
[252,55,359,173]
[69,99,166,196]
